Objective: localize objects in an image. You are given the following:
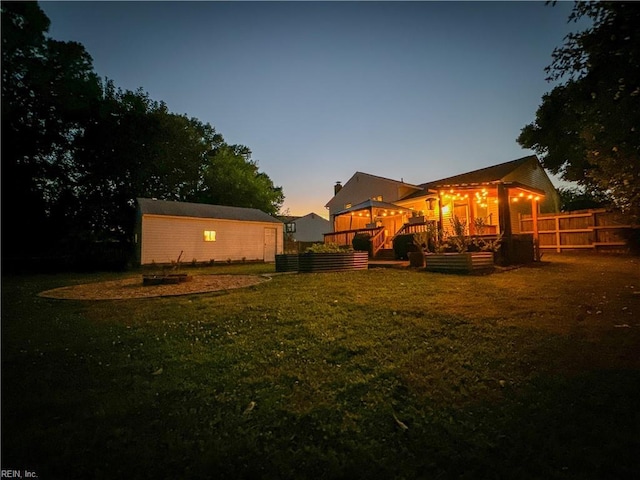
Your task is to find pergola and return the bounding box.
[332,199,413,230]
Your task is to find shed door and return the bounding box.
[264,228,277,262]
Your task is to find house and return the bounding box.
[324,155,560,256]
[280,212,331,242]
[135,198,283,265]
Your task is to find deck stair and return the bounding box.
[374,248,395,260]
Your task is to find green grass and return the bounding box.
[2,254,640,479]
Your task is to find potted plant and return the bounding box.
[425,217,495,273]
[408,231,429,267]
[409,210,426,224]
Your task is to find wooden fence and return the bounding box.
[519,209,634,252]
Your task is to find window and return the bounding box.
[372,195,383,201]
[285,222,296,233]
[204,230,216,242]
[345,203,352,209]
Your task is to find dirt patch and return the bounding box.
[39,274,268,300]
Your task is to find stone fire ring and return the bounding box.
[39,274,269,300]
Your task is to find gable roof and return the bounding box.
[326,171,422,209]
[422,156,536,189]
[400,156,543,201]
[137,198,282,224]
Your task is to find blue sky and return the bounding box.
[41,1,580,217]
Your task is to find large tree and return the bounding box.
[74,82,283,242]
[518,2,640,218]
[197,144,284,216]
[2,2,284,268]
[1,1,101,259]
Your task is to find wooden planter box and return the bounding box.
[425,252,494,274]
[276,252,368,273]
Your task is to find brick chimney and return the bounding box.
[334,181,342,195]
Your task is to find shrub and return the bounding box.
[352,233,372,254]
[393,234,417,260]
[305,242,353,253]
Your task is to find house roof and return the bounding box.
[334,199,413,216]
[137,198,282,224]
[402,155,542,200]
[422,155,536,189]
[278,212,330,223]
[325,171,423,209]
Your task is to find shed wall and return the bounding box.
[140,214,282,265]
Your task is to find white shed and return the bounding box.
[135,198,283,265]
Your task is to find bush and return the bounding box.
[393,234,417,260]
[305,243,353,253]
[352,233,372,254]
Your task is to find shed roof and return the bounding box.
[137,198,282,224]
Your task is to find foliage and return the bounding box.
[518,2,640,219]
[1,4,284,269]
[2,256,640,478]
[352,233,372,253]
[392,234,417,260]
[196,144,284,216]
[448,216,470,253]
[470,234,503,253]
[1,1,101,259]
[304,242,352,253]
[558,186,612,212]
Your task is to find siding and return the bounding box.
[292,214,331,242]
[505,159,561,213]
[140,214,283,265]
[326,172,421,218]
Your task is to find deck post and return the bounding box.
[531,197,540,260]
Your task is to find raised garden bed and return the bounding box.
[425,252,494,274]
[142,273,192,286]
[275,254,299,273]
[276,252,368,273]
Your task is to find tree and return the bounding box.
[196,144,284,216]
[74,82,283,242]
[518,2,640,219]
[1,1,101,260]
[2,2,284,268]
[557,186,611,212]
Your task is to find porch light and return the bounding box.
[535,196,540,201]
[512,197,519,202]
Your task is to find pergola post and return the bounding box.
[531,197,540,261]
[497,184,512,237]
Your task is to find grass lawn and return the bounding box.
[2,254,639,479]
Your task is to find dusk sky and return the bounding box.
[40,1,581,218]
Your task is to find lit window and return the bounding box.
[345,203,352,209]
[372,195,383,201]
[204,230,216,242]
